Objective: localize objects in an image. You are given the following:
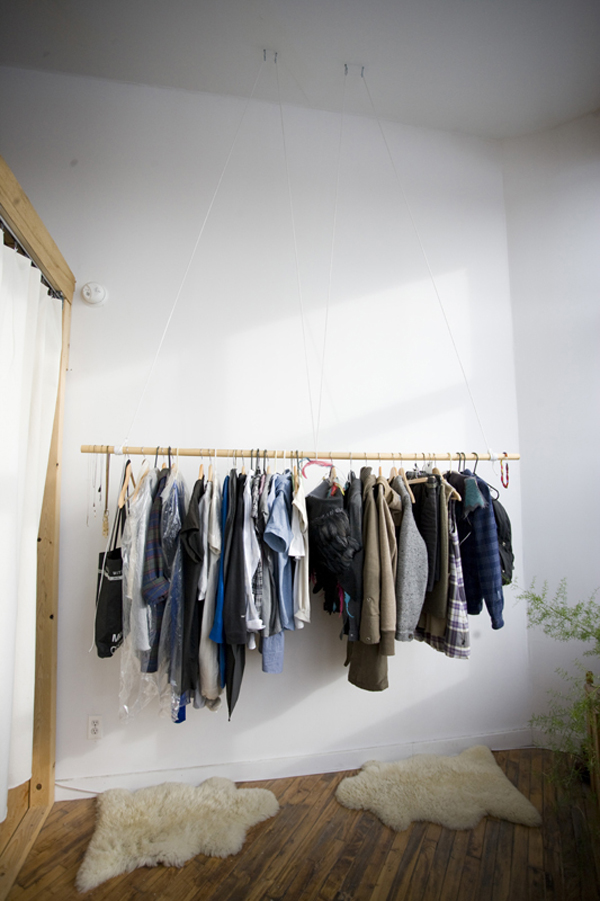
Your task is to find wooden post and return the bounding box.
[585,672,600,805]
[0,154,75,900]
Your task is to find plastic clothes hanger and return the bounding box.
[500,452,509,489]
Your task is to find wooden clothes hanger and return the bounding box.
[405,455,430,486]
[432,466,462,502]
[117,459,136,509]
[396,454,416,504]
[435,453,462,502]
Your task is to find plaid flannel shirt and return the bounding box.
[414,499,470,658]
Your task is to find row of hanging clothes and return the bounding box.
[111,451,311,721]
[96,450,513,720]
[307,454,514,692]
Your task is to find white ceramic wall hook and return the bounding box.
[81,282,108,306]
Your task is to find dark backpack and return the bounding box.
[492,497,514,586]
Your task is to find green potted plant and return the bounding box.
[519,579,600,792]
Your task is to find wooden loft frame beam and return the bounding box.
[0,155,75,301]
[0,153,75,900]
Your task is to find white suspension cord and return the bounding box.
[361,73,491,452]
[314,69,348,453]
[123,59,266,446]
[275,56,318,451]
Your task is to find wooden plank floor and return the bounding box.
[6,750,600,900]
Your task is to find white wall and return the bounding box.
[0,67,530,798]
[503,112,600,724]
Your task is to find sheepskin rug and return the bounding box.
[335,745,542,832]
[76,777,279,892]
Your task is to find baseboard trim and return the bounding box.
[55,727,533,800]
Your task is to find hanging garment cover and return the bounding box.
[198,477,223,709]
[156,468,189,722]
[141,467,172,673]
[446,469,504,629]
[120,467,160,719]
[250,470,265,624]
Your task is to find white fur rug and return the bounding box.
[335,745,542,832]
[76,777,279,892]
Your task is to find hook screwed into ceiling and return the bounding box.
[344,63,365,77]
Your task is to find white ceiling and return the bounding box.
[1,0,600,139]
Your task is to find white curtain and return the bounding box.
[0,243,63,823]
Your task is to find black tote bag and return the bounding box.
[95,505,126,658]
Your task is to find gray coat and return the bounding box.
[391,476,429,641]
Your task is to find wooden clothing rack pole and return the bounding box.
[80,445,520,462]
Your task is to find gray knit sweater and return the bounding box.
[391,476,429,641]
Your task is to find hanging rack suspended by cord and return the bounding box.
[107,55,515,472]
[80,445,519,462]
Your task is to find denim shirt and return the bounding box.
[264,471,295,631]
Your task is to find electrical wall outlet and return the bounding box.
[88,715,103,740]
